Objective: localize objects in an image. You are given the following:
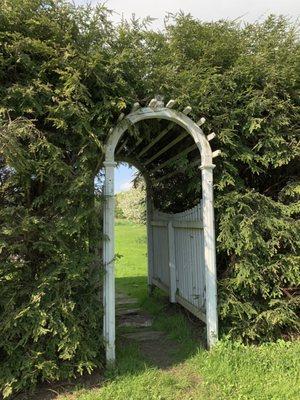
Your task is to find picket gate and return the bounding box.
[148,202,206,322]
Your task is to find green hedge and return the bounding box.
[0,1,299,397]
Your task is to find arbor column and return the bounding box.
[168,221,176,303]
[146,191,154,293]
[200,163,218,349]
[103,160,116,364]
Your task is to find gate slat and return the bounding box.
[151,203,206,320]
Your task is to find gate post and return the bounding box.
[103,161,117,364]
[200,164,218,349]
[146,192,154,294]
[168,221,176,303]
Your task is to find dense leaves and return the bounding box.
[115,177,146,224]
[147,14,300,342]
[0,1,136,396]
[0,0,299,397]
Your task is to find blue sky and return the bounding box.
[78,0,298,193]
[115,163,137,193]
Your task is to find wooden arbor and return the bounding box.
[103,99,219,363]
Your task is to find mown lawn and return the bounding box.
[60,219,300,400]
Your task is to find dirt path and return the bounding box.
[116,290,182,368]
[14,291,185,400]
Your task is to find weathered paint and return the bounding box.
[102,161,116,363]
[200,165,218,348]
[152,204,206,318]
[103,105,218,363]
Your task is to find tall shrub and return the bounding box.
[0,0,145,396]
[143,15,300,341]
[0,1,299,396]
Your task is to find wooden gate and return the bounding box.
[148,202,206,322]
[103,101,219,362]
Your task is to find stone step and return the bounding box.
[115,292,129,300]
[116,298,139,306]
[116,308,141,316]
[119,320,153,328]
[122,331,165,341]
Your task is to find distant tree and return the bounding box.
[116,177,146,224]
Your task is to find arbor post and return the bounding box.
[103,161,116,364]
[200,164,218,349]
[168,221,176,303]
[146,191,154,294]
[104,105,219,357]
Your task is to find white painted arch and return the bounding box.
[105,107,213,166]
[103,106,218,363]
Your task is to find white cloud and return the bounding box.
[95,0,299,30]
[119,181,133,193]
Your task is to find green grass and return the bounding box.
[59,219,300,400]
[115,218,148,302]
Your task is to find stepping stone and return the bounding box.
[122,331,165,341]
[116,292,128,300]
[118,314,153,328]
[119,320,153,328]
[116,298,138,306]
[116,308,141,316]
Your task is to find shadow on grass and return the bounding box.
[14,277,205,400]
[114,276,206,370]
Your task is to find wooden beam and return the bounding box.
[168,221,176,303]
[173,220,203,229]
[125,125,143,156]
[117,113,125,122]
[151,220,167,227]
[166,99,176,108]
[212,150,221,158]
[200,164,218,348]
[207,132,216,141]
[152,158,201,184]
[103,161,117,364]
[197,117,206,126]
[115,137,129,155]
[144,132,187,166]
[131,102,140,112]
[146,193,154,292]
[126,136,144,156]
[150,143,197,173]
[152,277,169,294]
[175,293,206,323]
[183,106,192,115]
[151,278,206,323]
[115,125,138,156]
[148,98,157,108]
[138,122,174,158]
[151,220,203,229]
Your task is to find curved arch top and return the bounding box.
[102,104,218,364]
[105,107,213,168]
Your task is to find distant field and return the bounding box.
[60,219,300,400]
[115,218,148,301]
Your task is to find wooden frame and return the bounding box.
[103,104,218,364]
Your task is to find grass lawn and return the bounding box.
[60,219,300,400]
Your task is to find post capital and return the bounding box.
[103,160,117,167]
[199,164,215,171]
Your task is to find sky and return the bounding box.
[76,0,299,30]
[82,0,299,193]
[115,163,137,193]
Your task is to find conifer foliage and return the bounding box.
[149,15,300,342]
[0,1,299,396]
[0,1,140,396]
